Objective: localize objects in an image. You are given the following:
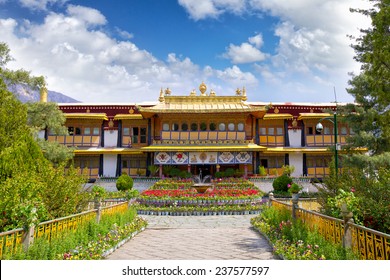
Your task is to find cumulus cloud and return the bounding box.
[178,0,247,20]
[223,34,267,64]
[18,0,68,11]
[180,0,372,101]
[0,4,258,102]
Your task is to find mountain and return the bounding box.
[8,84,79,103]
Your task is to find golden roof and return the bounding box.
[141,143,266,152]
[263,113,293,120]
[138,83,266,118]
[297,113,332,120]
[113,114,144,120]
[74,147,144,155]
[64,113,108,120]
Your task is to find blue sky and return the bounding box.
[0,0,371,103]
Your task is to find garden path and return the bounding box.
[105,214,279,260]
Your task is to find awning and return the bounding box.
[263,147,330,154]
[74,147,144,155]
[114,114,144,120]
[141,144,267,152]
[64,113,108,121]
[297,113,332,120]
[263,113,293,120]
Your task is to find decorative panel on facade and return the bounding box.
[154,151,252,165]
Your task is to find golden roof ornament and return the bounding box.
[40,86,48,103]
[199,82,207,96]
[236,88,242,96]
[242,87,247,101]
[164,87,171,95]
[159,88,165,102]
[190,89,196,96]
[210,89,216,96]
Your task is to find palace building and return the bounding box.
[46,82,355,179]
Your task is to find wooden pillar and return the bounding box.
[159,164,163,178]
[187,164,191,173]
[244,164,248,178]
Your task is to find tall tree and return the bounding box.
[342,0,390,168]
[0,42,86,231]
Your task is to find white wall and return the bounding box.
[103,154,117,177]
[289,153,303,177]
[104,130,118,147]
[288,129,302,147]
[38,130,45,139]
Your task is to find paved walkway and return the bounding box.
[106,215,279,260]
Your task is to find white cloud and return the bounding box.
[223,34,267,64]
[1,5,258,102]
[66,5,107,26]
[18,0,68,11]
[178,0,247,20]
[224,42,267,64]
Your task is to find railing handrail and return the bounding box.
[37,209,97,226]
[0,227,24,237]
[349,221,390,239]
[296,206,345,224]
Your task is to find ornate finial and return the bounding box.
[40,86,48,103]
[242,87,247,101]
[236,88,242,96]
[164,87,171,95]
[159,88,165,102]
[199,82,207,96]
[190,89,196,96]
[210,89,216,96]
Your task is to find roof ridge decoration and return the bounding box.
[138,83,266,118]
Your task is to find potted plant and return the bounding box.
[288,183,302,200]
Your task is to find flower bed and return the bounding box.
[136,178,265,215]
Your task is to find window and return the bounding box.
[162,123,169,131]
[228,123,235,131]
[93,127,99,135]
[276,127,283,135]
[219,123,226,131]
[341,126,348,135]
[210,123,216,131]
[260,127,266,135]
[181,123,188,131]
[191,123,198,131]
[123,127,130,136]
[172,123,179,131]
[237,123,244,131]
[132,127,139,143]
[200,122,207,131]
[75,127,81,135]
[140,127,147,143]
[268,128,275,135]
[308,127,313,135]
[84,127,91,135]
[68,126,74,135]
[324,127,330,135]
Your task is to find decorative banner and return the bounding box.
[172,152,188,164]
[218,152,235,164]
[155,152,171,164]
[189,152,218,164]
[154,151,252,165]
[236,151,252,163]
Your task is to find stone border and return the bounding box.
[137,210,261,216]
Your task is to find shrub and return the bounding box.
[224,168,235,177]
[282,165,295,176]
[258,166,267,176]
[215,171,225,178]
[91,185,106,200]
[272,174,293,193]
[116,174,133,191]
[179,170,191,179]
[169,167,181,177]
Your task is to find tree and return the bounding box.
[26,102,74,165]
[341,0,390,168]
[318,1,390,233]
[0,42,87,231]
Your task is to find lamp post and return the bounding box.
[316,112,339,179]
